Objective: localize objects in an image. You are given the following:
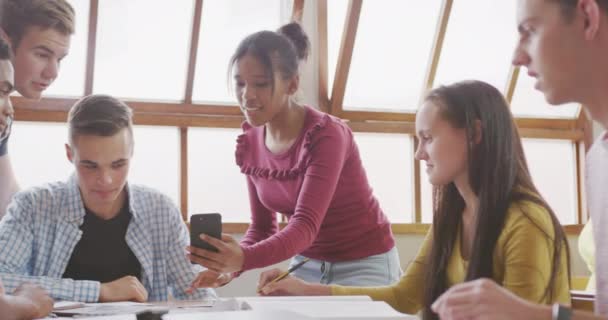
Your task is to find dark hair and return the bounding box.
[420,80,570,320]
[229,22,309,90]
[552,0,608,20]
[68,94,133,146]
[0,0,75,48]
[0,37,10,60]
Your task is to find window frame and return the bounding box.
[319,0,590,235]
[12,0,590,235]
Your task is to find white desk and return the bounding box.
[50,296,417,320]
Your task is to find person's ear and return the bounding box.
[65,143,74,163]
[0,28,9,44]
[288,75,300,95]
[580,0,601,40]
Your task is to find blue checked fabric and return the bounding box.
[0,175,216,302]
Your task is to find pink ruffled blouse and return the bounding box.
[235,106,395,271]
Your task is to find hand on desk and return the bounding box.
[257,268,330,296]
[99,275,148,302]
[431,278,543,320]
[11,283,54,319]
[186,233,244,273]
[187,270,233,293]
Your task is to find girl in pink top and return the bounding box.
[186,22,399,289]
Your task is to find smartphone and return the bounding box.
[190,213,222,253]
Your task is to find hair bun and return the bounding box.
[277,22,310,61]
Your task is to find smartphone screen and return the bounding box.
[190,213,222,253]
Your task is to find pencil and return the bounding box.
[258,258,310,293]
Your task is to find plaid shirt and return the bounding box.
[0,176,216,302]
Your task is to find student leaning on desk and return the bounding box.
[424,1,608,319]
[0,0,77,317]
[257,81,571,320]
[0,95,216,303]
[0,40,53,319]
[186,22,400,290]
[0,0,75,217]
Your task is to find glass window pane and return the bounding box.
[192,0,283,104]
[421,139,577,224]
[420,162,433,223]
[327,0,348,95]
[93,0,194,101]
[342,0,442,111]
[129,126,180,205]
[354,132,413,223]
[433,0,516,92]
[10,122,72,188]
[9,123,179,206]
[510,72,580,118]
[188,128,249,222]
[523,139,577,224]
[44,0,89,97]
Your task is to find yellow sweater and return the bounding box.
[332,200,570,314]
[578,220,595,291]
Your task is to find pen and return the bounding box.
[258,258,310,293]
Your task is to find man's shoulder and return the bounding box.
[129,184,172,201]
[128,184,178,212]
[6,181,72,223]
[13,180,71,204]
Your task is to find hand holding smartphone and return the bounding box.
[189,213,222,253]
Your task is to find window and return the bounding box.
[420,165,433,223]
[331,0,442,111]
[510,71,580,118]
[94,0,194,101]
[12,0,588,231]
[522,139,578,224]
[10,122,73,188]
[354,132,413,223]
[129,126,180,204]
[10,122,180,205]
[192,0,284,104]
[44,0,89,97]
[188,127,249,222]
[419,139,579,225]
[327,0,348,95]
[324,0,586,227]
[433,0,516,92]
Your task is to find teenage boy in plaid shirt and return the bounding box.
[0,94,216,303]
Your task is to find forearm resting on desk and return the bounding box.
[0,295,35,320]
[0,284,53,320]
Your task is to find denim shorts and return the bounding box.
[290,246,402,286]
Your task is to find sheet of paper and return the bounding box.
[159,298,239,313]
[53,298,235,316]
[238,295,372,303]
[50,297,415,319]
[164,309,314,320]
[53,301,167,317]
[49,315,136,320]
[242,300,415,319]
[151,299,215,308]
[53,300,85,311]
